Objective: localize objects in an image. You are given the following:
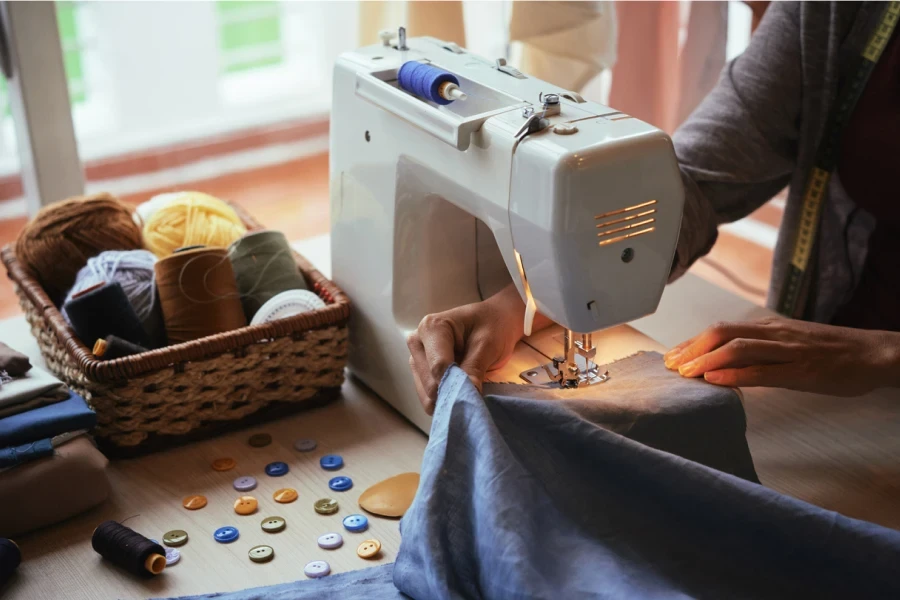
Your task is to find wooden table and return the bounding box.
[2,235,898,599]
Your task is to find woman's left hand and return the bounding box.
[663,317,900,396]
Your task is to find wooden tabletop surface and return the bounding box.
[2,236,897,599]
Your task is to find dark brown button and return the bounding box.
[248,433,272,447]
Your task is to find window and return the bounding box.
[57,1,87,105]
[216,1,284,74]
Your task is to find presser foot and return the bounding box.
[519,330,609,388]
[519,358,610,388]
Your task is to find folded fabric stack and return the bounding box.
[0,342,109,538]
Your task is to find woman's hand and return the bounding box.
[663,317,900,396]
[407,284,550,415]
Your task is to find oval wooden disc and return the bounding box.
[358,472,420,518]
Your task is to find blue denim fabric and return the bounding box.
[392,363,900,599]
[154,564,403,600]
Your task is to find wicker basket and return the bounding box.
[1,203,350,457]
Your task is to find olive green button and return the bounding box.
[248,433,272,448]
[248,544,274,563]
[261,516,286,533]
[163,529,188,547]
[314,498,339,515]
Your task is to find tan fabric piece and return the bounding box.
[0,436,109,538]
[0,365,69,418]
[509,1,617,92]
[358,472,420,517]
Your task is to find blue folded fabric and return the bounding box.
[0,438,54,469]
[393,364,900,599]
[0,392,95,448]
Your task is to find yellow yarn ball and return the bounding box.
[142,191,247,257]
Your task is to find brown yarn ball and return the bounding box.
[16,192,143,304]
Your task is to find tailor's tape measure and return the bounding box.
[777,1,900,317]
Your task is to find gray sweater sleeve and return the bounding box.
[670,2,803,280]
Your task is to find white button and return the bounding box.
[304,560,331,578]
[317,532,344,550]
[165,547,181,566]
[553,123,578,135]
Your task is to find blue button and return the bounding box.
[342,514,368,533]
[265,461,289,477]
[328,476,353,492]
[320,455,343,471]
[214,526,240,543]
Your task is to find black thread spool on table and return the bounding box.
[0,538,21,587]
[92,520,166,578]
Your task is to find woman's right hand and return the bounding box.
[407,283,546,415]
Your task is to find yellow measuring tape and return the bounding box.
[778,1,900,317]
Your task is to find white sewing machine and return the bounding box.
[330,31,684,432]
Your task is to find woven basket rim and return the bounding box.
[2,201,350,383]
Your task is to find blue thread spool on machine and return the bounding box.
[397,61,467,105]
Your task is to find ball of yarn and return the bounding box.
[133,192,180,227]
[63,250,164,346]
[16,192,143,304]
[142,191,247,258]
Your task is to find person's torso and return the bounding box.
[831,17,900,331]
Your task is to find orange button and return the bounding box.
[234,495,258,515]
[212,457,236,471]
[183,494,208,510]
[357,539,382,559]
[273,488,298,503]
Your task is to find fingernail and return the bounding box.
[663,351,681,369]
[704,371,722,384]
[678,360,698,377]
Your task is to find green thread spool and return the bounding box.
[228,230,308,321]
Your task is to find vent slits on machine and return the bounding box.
[595,200,657,247]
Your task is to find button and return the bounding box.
[553,123,578,135]
[328,476,353,492]
[273,488,298,503]
[320,455,343,470]
[266,461,291,477]
[234,495,258,515]
[163,530,188,547]
[294,438,317,452]
[211,457,236,471]
[265,461,289,477]
[213,526,239,543]
[304,560,330,578]
[248,433,272,448]
[314,498,339,515]
[317,532,343,550]
[261,516,286,533]
[248,545,274,563]
[357,539,382,559]
[233,476,257,492]
[182,495,207,510]
[164,547,181,566]
[343,514,369,533]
